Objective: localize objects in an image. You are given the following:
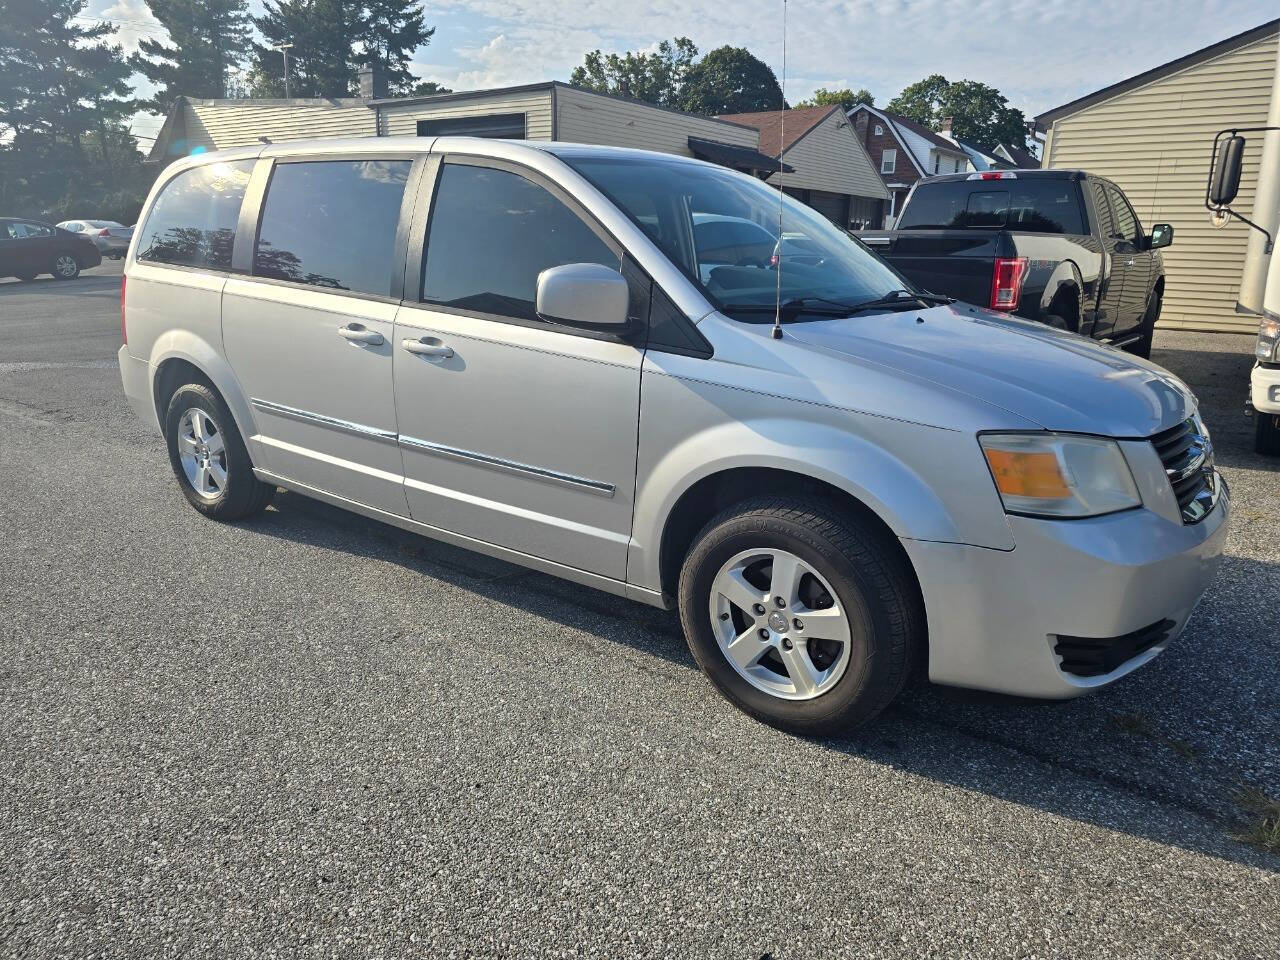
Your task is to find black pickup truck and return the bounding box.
[856,170,1173,358]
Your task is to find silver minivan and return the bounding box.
[118,137,1229,733]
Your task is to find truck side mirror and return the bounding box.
[1209,135,1245,207]
[1148,223,1174,249]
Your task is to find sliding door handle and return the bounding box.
[402,337,454,359]
[337,324,384,345]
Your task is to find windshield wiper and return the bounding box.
[720,290,953,319]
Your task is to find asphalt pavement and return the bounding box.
[1,260,1277,958]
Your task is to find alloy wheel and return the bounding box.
[708,548,854,700]
[54,255,78,278]
[177,408,227,500]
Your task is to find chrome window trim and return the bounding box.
[250,398,398,443]
[398,434,615,497]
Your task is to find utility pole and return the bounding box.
[272,43,294,99]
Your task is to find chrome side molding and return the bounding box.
[250,398,398,443]
[398,434,615,497]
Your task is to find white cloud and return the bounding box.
[97,0,166,56]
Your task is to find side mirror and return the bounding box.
[1209,135,1245,207]
[1148,223,1174,249]
[536,263,631,331]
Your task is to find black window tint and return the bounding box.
[422,163,619,321]
[965,191,1008,227]
[900,179,1083,233]
[255,159,411,295]
[137,160,254,269]
[1104,184,1139,242]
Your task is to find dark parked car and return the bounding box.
[0,217,102,281]
[857,170,1172,357]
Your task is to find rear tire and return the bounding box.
[164,383,275,520]
[678,496,923,735]
[52,254,80,280]
[1256,411,1280,456]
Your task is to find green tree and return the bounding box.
[796,87,873,111]
[569,37,697,107]
[679,45,784,115]
[357,0,435,97]
[0,0,144,218]
[407,79,451,97]
[250,0,361,97]
[131,0,252,112]
[887,74,1030,149]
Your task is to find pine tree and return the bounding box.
[131,0,252,112]
[357,0,434,97]
[0,0,141,217]
[250,0,362,98]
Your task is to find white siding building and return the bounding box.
[1036,18,1279,333]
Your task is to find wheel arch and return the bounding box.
[148,333,257,450]
[1039,262,1084,331]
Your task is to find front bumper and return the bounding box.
[1251,362,1280,415]
[902,480,1229,699]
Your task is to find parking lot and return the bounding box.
[1,261,1277,957]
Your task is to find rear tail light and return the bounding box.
[769,253,779,267]
[990,257,1028,311]
[967,171,1019,180]
[98,228,111,236]
[120,275,127,344]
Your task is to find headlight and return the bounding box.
[979,433,1141,518]
[1256,312,1279,362]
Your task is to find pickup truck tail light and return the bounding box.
[121,275,127,345]
[990,257,1028,311]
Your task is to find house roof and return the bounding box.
[715,105,838,157]
[995,143,1039,168]
[883,110,969,155]
[1035,17,1279,129]
[687,137,792,173]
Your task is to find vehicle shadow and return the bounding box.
[244,488,1278,874]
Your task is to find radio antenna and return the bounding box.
[772,0,787,340]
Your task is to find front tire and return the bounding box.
[52,254,80,280]
[1256,411,1280,456]
[164,383,275,520]
[678,496,923,735]
[1124,293,1160,359]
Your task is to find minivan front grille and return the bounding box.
[1149,418,1217,523]
[1053,619,1176,678]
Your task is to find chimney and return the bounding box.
[938,116,954,138]
[359,66,388,100]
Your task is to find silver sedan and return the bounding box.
[56,220,132,258]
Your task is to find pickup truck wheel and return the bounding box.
[164,383,275,520]
[678,496,922,734]
[1256,412,1280,456]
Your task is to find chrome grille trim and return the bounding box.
[1149,417,1218,524]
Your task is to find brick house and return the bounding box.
[849,105,971,225]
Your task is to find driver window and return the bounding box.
[421,162,620,324]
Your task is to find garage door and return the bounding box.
[806,190,848,226]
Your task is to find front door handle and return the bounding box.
[402,337,454,359]
[338,324,385,345]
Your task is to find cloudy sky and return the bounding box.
[89,0,1277,144]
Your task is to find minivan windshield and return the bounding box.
[563,155,913,322]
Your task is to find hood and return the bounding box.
[786,303,1195,437]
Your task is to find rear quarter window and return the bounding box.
[137,160,255,269]
[899,179,1085,234]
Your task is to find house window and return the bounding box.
[416,112,526,138]
[881,149,896,174]
[874,124,883,136]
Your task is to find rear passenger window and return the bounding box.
[421,163,619,322]
[1104,183,1140,243]
[254,159,412,296]
[137,160,254,269]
